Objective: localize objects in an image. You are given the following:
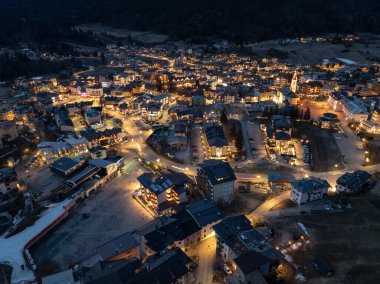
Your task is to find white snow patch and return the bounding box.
[0,198,71,283]
[297,222,310,236]
[296,274,307,281]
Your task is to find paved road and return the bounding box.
[191,236,216,284]
[247,190,290,221]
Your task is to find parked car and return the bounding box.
[223,264,232,275]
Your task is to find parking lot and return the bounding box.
[31,164,153,269]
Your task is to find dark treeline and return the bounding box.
[0,0,379,45]
[0,53,81,81]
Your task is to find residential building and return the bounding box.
[213,215,282,283]
[0,121,18,141]
[137,173,192,214]
[86,85,104,97]
[336,170,371,194]
[38,138,88,160]
[267,172,295,193]
[0,167,19,195]
[96,232,140,261]
[290,177,331,205]
[141,102,163,122]
[196,160,236,203]
[202,124,230,159]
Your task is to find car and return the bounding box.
[236,164,244,169]
[223,264,232,275]
[324,205,331,210]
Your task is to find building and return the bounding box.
[80,128,123,148]
[335,170,371,194]
[290,177,331,205]
[213,215,282,283]
[0,121,18,141]
[318,113,340,129]
[85,109,103,129]
[141,210,201,256]
[141,102,163,122]
[267,172,295,193]
[186,199,222,240]
[290,71,298,93]
[38,138,88,160]
[137,173,192,214]
[96,232,140,261]
[328,92,345,111]
[202,124,230,159]
[139,200,221,257]
[196,160,236,203]
[341,99,368,123]
[41,269,78,284]
[86,85,104,97]
[0,167,19,195]
[360,109,380,134]
[49,157,85,177]
[0,107,15,121]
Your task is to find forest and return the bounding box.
[0,0,379,46]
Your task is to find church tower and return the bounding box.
[290,71,298,93]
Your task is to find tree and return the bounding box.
[220,108,228,124]
[100,52,106,64]
[235,131,244,151]
[304,107,311,120]
[262,107,270,118]
[230,123,237,138]
[299,110,304,120]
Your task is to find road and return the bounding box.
[247,190,290,221]
[190,236,216,284]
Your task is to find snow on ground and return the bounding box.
[0,199,71,283]
[297,222,310,236]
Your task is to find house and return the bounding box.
[266,116,294,155]
[89,146,107,159]
[202,124,230,159]
[141,102,163,122]
[0,167,19,195]
[196,160,236,203]
[328,92,346,111]
[129,248,192,284]
[96,232,140,261]
[55,110,74,132]
[336,170,371,194]
[86,85,104,97]
[137,173,192,215]
[268,172,295,193]
[141,210,201,256]
[79,258,142,284]
[186,199,223,240]
[0,121,18,141]
[290,177,331,205]
[38,138,88,160]
[213,215,282,283]
[360,109,380,134]
[80,128,123,148]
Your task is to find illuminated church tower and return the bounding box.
[290,71,298,93]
